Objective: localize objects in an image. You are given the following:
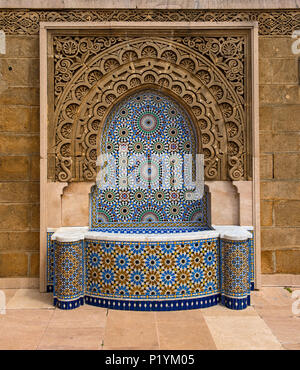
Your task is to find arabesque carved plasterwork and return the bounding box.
[0,9,300,35]
[50,33,250,182]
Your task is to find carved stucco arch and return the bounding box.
[51,36,248,182]
[72,63,226,182]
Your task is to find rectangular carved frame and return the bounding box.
[40,21,260,292]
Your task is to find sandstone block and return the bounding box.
[0,231,39,252]
[0,204,31,230]
[259,58,272,85]
[261,227,300,251]
[0,182,39,203]
[261,251,275,274]
[0,36,39,58]
[0,252,28,277]
[272,105,300,132]
[0,134,39,155]
[0,106,32,132]
[260,133,300,154]
[259,132,274,153]
[272,133,300,152]
[260,154,273,180]
[259,106,273,131]
[0,156,30,180]
[31,204,40,230]
[274,201,300,227]
[259,85,300,105]
[261,181,300,200]
[29,252,39,277]
[30,155,40,180]
[259,37,295,58]
[261,200,273,227]
[0,58,39,87]
[275,250,300,274]
[0,87,39,106]
[271,59,298,84]
[30,107,40,133]
[274,153,300,180]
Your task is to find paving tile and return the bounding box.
[252,287,293,308]
[38,327,105,350]
[48,306,107,328]
[254,304,294,319]
[103,325,159,349]
[103,310,159,349]
[0,287,297,350]
[282,343,300,350]
[157,315,216,350]
[204,316,283,350]
[0,289,17,306]
[201,304,257,317]
[77,302,108,310]
[156,308,204,322]
[252,287,296,320]
[106,309,157,325]
[0,308,54,326]
[6,288,53,309]
[0,309,54,350]
[262,317,300,345]
[0,326,48,350]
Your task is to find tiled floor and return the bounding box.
[0,287,299,350]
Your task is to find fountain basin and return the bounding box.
[47,226,253,311]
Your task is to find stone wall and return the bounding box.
[0,9,299,279]
[259,37,300,274]
[0,35,40,278]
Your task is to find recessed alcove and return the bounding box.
[40,22,260,310]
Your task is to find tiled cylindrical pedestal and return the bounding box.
[53,236,85,310]
[220,233,251,310]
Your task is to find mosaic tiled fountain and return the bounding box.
[48,90,254,311]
